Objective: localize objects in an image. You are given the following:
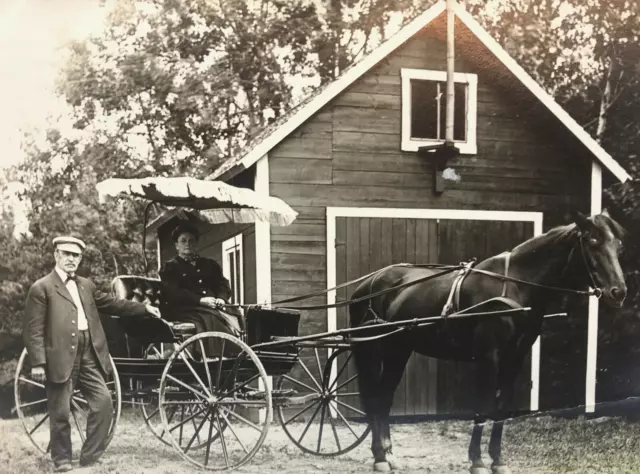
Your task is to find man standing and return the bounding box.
[23,236,161,472]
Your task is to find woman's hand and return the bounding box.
[200,296,226,309]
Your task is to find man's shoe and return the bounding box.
[54,463,73,472]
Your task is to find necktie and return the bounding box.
[66,274,77,283]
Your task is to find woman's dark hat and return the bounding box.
[171,222,200,242]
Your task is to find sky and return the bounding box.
[0,0,107,170]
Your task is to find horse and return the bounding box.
[348,210,626,474]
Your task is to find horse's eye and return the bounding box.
[589,238,599,246]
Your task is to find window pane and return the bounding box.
[410,79,439,139]
[437,81,467,142]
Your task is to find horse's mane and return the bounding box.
[511,212,625,257]
[511,223,578,256]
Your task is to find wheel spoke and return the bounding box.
[297,400,322,445]
[183,409,209,454]
[280,374,319,394]
[335,398,366,416]
[199,339,214,393]
[215,410,229,467]
[17,397,48,410]
[314,349,323,382]
[214,339,227,390]
[327,405,342,451]
[165,374,208,400]
[178,351,213,399]
[219,373,261,399]
[298,358,323,392]
[204,410,215,467]
[168,406,207,434]
[19,376,44,389]
[219,409,248,454]
[28,412,50,435]
[334,374,358,394]
[219,352,242,395]
[219,405,263,433]
[316,402,326,452]
[334,405,361,439]
[282,398,321,427]
[329,352,353,391]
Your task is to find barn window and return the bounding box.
[222,234,244,304]
[401,68,477,154]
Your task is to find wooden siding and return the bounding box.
[267,27,592,413]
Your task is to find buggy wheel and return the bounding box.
[275,347,370,456]
[139,343,229,449]
[159,332,271,470]
[14,348,122,455]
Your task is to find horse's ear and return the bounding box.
[601,208,611,217]
[572,210,592,232]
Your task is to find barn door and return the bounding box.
[335,217,439,416]
[334,215,535,417]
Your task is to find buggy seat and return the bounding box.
[110,275,196,343]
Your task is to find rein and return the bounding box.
[226,234,602,312]
[467,233,602,299]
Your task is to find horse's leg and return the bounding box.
[469,356,499,474]
[354,343,411,472]
[377,349,411,471]
[487,344,531,474]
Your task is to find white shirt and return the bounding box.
[55,267,89,330]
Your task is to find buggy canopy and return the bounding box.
[96,177,298,227]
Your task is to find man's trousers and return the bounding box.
[46,330,113,468]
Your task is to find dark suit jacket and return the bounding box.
[23,270,148,383]
[159,256,232,319]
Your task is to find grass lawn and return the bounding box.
[2,410,640,473]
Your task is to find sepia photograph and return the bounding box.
[1,0,639,473]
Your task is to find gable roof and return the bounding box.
[209,1,631,184]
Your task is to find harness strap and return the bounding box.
[501,252,511,298]
[441,258,477,317]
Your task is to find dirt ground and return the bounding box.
[3,411,640,474]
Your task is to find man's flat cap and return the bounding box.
[52,236,86,253]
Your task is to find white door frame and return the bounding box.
[326,206,544,412]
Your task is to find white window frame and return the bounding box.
[401,68,478,155]
[222,234,244,304]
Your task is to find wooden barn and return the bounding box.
[151,1,631,417]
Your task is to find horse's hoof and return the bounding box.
[374,461,391,472]
[491,465,512,474]
[470,467,490,474]
[387,454,402,470]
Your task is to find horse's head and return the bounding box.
[573,209,627,307]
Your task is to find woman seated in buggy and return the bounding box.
[159,222,245,352]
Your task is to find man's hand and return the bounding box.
[31,366,46,383]
[145,305,161,318]
[200,296,226,309]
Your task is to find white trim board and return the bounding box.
[221,233,244,304]
[210,0,629,184]
[585,162,603,413]
[326,206,543,412]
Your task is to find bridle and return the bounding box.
[577,231,603,299]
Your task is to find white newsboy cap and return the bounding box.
[52,236,86,253]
